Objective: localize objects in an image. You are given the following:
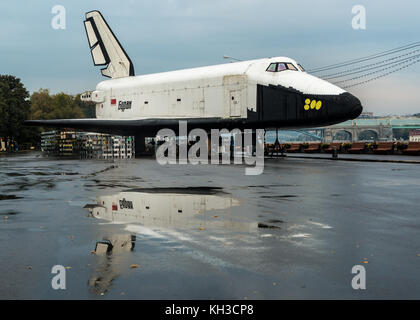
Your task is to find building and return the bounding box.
[78,132,111,159]
[409,129,420,142]
[110,136,134,159]
[358,112,375,119]
[41,131,77,156]
[41,130,135,158]
[41,131,59,155]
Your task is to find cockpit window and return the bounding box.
[266,63,277,72]
[266,62,300,72]
[277,63,287,71]
[297,64,305,72]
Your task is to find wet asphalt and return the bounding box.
[0,151,419,299]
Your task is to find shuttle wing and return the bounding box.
[25,118,232,137]
[84,10,134,78]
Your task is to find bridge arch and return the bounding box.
[358,129,378,141]
[333,130,352,141]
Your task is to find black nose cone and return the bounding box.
[339,92,363,119]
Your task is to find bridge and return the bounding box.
[286,118,420,142]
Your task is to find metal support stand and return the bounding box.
[332,146,338,160]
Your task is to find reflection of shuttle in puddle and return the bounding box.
[85,187,258,231]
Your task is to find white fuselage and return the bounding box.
[92,57,345,120]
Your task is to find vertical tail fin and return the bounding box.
[84,10,135,78]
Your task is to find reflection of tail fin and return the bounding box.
[84,10,134,78]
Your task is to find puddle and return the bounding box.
[4,172,26,177]
[267,219,284,224]
[258,223,281,229]
[260,195,298,199]
[0,194,23,201]
[84,165,118,177]
[31,171,79,176]
[0,211,19,215]
[3,179,56,191]
[124,186,226,195]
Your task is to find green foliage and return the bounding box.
[29,89,94,120]
[0,75,36,148]
[27,89,96,149]
[29,89,52,120]
[0,75,96,151]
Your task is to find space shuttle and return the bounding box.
[85,188,256,232]
[26,10,363,154]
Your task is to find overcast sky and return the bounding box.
[1,0,419,115]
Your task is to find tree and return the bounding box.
[29,89,54,120]
[30,89,94,120]
[0,75,32,149]
[0,78,97,151]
